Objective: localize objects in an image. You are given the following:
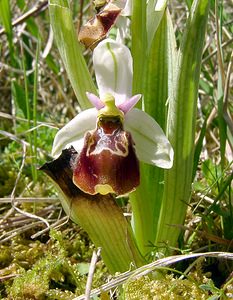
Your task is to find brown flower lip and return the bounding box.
[72,115,140,196]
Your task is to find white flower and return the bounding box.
[52,39,173,169]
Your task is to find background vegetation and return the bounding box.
[0,0,232,299]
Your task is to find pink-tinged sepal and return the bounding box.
[72,116,139,196]
[86,92,105,110]
[117,94,141,114]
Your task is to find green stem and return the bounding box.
[32,38,40,182]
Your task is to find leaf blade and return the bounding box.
[49,0,97,109]
[156,0,210,249]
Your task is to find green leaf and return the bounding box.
[49,0,97,109]
[131,0,147,97]
[0,0,14,62]
[0,0,12,38]
[156,0,210,250]
[17,0,26,10]
[185,0,193,10]
[76,262,90,275]
[26,17,39,37]
[12,80,27,117]
[146,0,167,50]
[45,54,60,74]
[129,10,177,255]
[192,115,208,181]
[217,76,227,170]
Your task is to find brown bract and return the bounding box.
[78,3,121,49]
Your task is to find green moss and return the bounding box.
[2,229,107,300]
[6,253,65,299]
[0,249,13,268]
[124,274,210,300]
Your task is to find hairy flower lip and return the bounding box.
[72,115,140,196]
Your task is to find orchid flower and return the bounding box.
[52,39,173,196]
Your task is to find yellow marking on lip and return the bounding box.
[95,184,115,195]
[87,129,129,157]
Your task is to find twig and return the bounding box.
[0,197,59,203]
[85,248,102,300]
[0,129,53,157]
[0,130,50,231]
[202,37,233,63]
[0,0,48,36]
[0,111,60,127]
[42,25,54,58]
[31,215,69,239]
[0,274,20,282]
[0,221,45,244]
[0,205,62,242]
[170,224,233,248]
[0,62,34,75]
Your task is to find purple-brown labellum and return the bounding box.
[72,115,140,196]
[78,3,121,49]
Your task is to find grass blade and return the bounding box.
[215,0,227,170]
[156,0,210,250]
[131,0,147,97]
[0,0,13,52]
[146,0,167,50]
[49,0,96,109]
[192,116,208,181]
[130,10,177,255]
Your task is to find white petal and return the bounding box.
[115,17,128,43]
[124,108,174,168]
[52,108,97,157]
[93,39,133,105]
[113,0,132,15]
[112,0,127,9]
[121,0,132,16]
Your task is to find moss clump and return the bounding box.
[0,249,13,268]
[3,229,107,300]
[6,253,74,300]
[124,274,210,300]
